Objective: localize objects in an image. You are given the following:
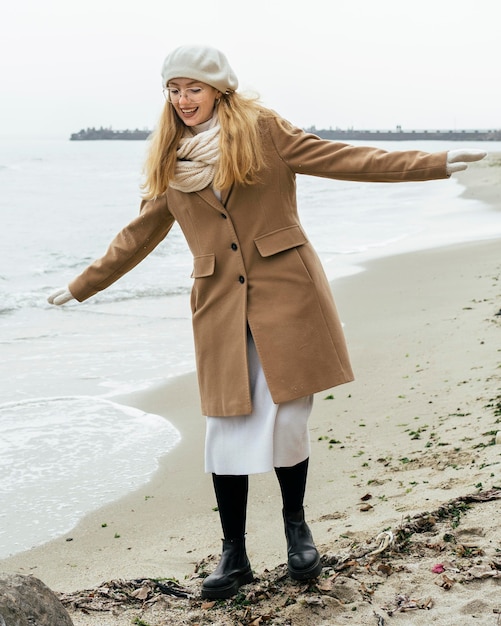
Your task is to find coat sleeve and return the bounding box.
[69,195,175,302]
[265,116,449,182]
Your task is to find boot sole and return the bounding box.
[201,570,254,599]
[288,556,322,581]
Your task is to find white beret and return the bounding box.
[161,45,238,93]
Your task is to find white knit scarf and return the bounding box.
[170,117,220,193]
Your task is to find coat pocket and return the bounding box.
[254,225,308,257]
[191,253,215,278]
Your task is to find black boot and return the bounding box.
[283,508,322,580]
[201,538,254,599]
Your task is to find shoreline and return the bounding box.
[3,235,498,623]
[1,155,500,624]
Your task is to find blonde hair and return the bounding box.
[141,92,274,199]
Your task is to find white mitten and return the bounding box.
[446,149,486,174]
[47,287,75,306]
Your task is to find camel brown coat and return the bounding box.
[69,114,449,416]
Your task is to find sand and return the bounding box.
[1,154,500,625]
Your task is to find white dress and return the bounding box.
[205,328,313,475]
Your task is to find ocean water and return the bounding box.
[1,137,500,559]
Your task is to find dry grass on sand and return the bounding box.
[61,485,501,626]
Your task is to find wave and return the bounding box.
[0,282,192,319]
[0,395,181,559]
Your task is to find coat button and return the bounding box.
[238,275,245,284]
[231,243,238,251]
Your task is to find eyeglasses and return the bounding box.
[163,86,207,102]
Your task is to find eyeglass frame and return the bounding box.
[162,86,209,102]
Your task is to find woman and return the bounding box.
[48,44,485,599]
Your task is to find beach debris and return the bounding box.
[382,594,433,615]
[233,606,273,625]
[299,594,325,607]
[373,611,386,625]
[455,542,484,557]
[360,493,374,512]
[462,564,501,581]
[57,487,501,624]
[58,577,192,612]
[318,511,345,521]
[434,573,455,589]
[395,487,501,545]
[377,563,393,577]
[367,531,394,556]
[316,572,340,592]
[322,529,395,570]
[130,586,150,601]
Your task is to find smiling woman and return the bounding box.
[47,43,485,601]
[164,80,221,126]
[160,45,237,127]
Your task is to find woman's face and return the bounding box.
[165,78,220,126]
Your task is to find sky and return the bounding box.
[1,0,499,139]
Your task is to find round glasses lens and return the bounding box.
[165,87,205,102]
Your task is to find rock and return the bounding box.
[0,573,73,626]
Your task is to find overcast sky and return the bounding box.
[1,0,499,139]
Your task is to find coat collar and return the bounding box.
[195,186,233,210]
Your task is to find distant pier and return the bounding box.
[70,126,501,141]
[310,126,501,142]
[70,127,151,141]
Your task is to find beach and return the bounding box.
[1,155,500,625]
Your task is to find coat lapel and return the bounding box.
[195,186,233,211]
[220,186,233,207]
